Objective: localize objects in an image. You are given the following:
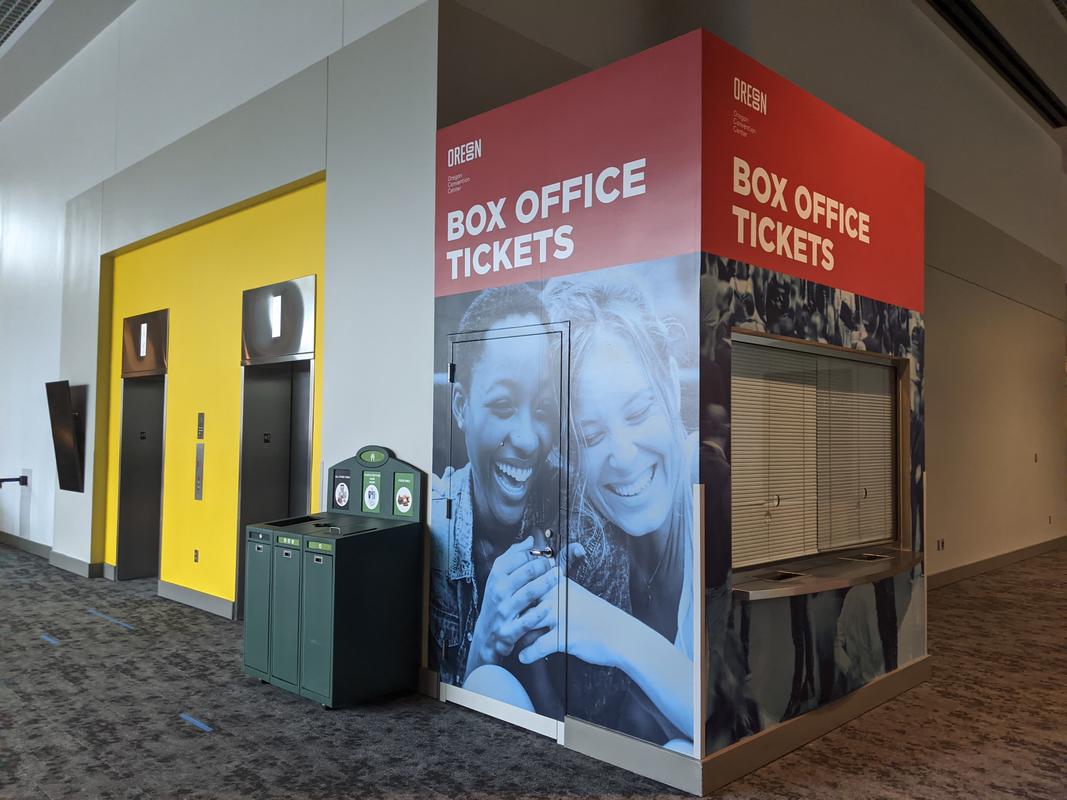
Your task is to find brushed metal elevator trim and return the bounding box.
[241,275,315,366]
[121,308,169,377]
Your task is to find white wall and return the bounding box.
[0,20,120,548]
[0,0,424,557]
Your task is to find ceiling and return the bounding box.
[0,0,44,51]
[1,0,1065,139]
[947,0,1067,130]
[0,0,133,123]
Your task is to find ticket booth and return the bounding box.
[425,30,928,795]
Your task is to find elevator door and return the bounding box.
[116,376,166,580]
[236,360,311,618]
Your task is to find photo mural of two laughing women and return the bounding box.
[430,255,701,754]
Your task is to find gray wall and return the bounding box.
[321,2,438,478]
[437,0,1067,575]
[747,0,1066,268]
[740,0,1067,572]
[924,191,1066,574]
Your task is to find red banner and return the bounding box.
[434,34,702,297]
[701,33,925,311]
[435,31,924,312]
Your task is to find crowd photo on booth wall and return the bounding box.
[430,255,700,754]
[699,253,926,753]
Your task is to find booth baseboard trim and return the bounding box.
[700,655,932,794]
[103,563,116,581]
[564,717,703,794]
[0,529,52,560]
[928,536,1066,589]
[441,682,558,739]
[157,580,234,619]
[48,550,103,578]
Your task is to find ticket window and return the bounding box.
[731,339,896,568]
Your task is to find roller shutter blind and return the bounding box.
[731,344,818,568]
[731,341,895,568]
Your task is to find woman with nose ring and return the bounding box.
[527,276,697,752]
[429,284,572,716]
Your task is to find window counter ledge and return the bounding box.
[731,547,921,601]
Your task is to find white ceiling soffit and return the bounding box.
[973,0,1067,115]
[923,0,1067,134]
[0,0,134,124]
[0,0,46,52]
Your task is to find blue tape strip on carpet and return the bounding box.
[179,713,213,733]
[87,608,134,630]
[40,634,59,645]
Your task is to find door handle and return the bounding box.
[313,555,324,564]
[282,550,292,558]
[529,547,555,558]
[255,544,264,552]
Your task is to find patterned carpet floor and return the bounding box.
[0,542,1064,799]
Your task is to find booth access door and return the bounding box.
[440,322,568,737]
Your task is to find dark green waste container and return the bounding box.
[270,531,303,691]
[242,445,424,708]
[242,528,273,680]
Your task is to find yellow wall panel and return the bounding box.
[103,181,326,603]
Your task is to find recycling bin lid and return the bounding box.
[261,512,397,538]
[291,517,374,537]
[254,512,347,530]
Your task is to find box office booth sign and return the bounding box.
[428,30,925,794]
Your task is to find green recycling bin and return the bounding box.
[270,530,303,691]
[242,445,424,708]
[242,528,273,680]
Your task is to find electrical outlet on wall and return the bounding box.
[194,549,199,563]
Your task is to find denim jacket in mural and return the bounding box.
[429,463,547,685]
[428,462,632,690]
[428,463,479,686]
